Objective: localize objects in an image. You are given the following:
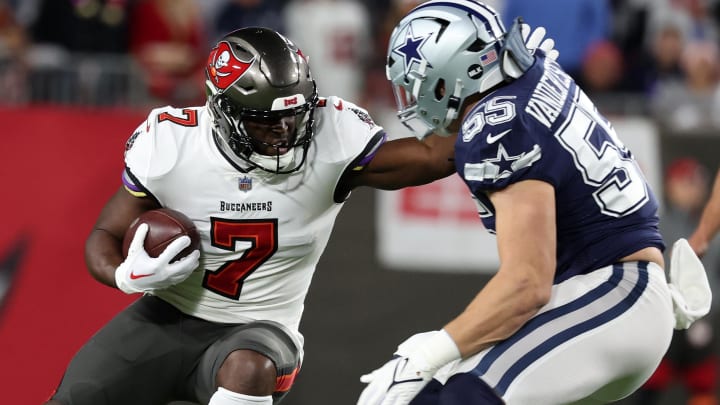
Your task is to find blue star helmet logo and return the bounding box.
[392,25,433,76]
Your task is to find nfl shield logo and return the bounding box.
[238,176,252,191]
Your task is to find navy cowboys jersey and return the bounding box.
[455,51,664,283]
[121,97,386,345]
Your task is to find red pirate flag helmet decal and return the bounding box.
[207,41,255,90]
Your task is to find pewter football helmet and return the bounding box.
[206,27,318,173]
[386,0,507,139]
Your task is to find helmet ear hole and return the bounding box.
[434,79,446,101]
[219,97,235,115]
[467,38,488,52]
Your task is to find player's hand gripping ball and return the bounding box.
[115,208,201,294]
[122,208,200,262]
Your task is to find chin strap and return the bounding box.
[500,17,537,81]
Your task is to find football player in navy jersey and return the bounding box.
[45,25,556,405]
[357,1,712,404]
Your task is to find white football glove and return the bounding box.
[522,24,559,61]
[357,330,461,405]
[667,238,712,329]
[501,18,559,80]
[115,223,200,294]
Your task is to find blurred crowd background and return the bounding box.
[0,0,719,128]
[0,0,716,121]
[1,0,720,126]
[2,0,720,404]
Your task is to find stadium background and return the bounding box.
[1,0,720,404]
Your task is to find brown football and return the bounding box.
[122,208,200,262]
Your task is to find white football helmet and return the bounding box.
[386,0,507,139]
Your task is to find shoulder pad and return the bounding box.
[313,96,385,165]
[124,106,179,181]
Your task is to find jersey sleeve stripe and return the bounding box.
[122,167,161,206]
[332,130,388,203]
[352,130,388,171]
[121,169,145,195]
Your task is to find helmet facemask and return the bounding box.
[208,88,318,174]
[386,0,507,140]
[205,27,319,174]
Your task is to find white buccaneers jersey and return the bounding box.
[122,97,386,343]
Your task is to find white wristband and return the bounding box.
[414,329,461,370]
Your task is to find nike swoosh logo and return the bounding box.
[486,129,512,144]
[129,271,153,280]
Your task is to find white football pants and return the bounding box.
[432,261,675,405]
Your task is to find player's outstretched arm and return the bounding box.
[347,22,558,192]
[347,133,457,191]
[688,169,720,257]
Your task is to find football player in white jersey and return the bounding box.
[45,25,556,405]
[357,1,713,405]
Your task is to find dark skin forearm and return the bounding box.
[348,134,457,190]
[85,227,127,288]
[85,187,160,288]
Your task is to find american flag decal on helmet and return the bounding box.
[480,49,498,66]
